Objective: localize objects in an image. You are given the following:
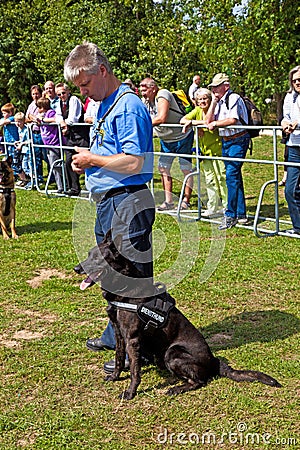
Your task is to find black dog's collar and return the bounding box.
[109,301,138,312]
[108,282,175,334]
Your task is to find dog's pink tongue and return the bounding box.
[80,276,95,291]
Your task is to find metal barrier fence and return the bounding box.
[1,121,298,238]
[152,123,299,239]
[1,121,91,199]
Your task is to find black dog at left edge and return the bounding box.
[75,230,281,400]
[0,156,18,240]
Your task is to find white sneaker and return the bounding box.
[284,229,300,236]
[238,217,249,224]
[201,209,215,217]
[202,209,223,218]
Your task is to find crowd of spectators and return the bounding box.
[0,69,298,235]
[0,80,92,194]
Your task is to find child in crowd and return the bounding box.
[36,97,65,193]
[0,103,20,177]
[14,112,32,188]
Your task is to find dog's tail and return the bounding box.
[218,359,282,387]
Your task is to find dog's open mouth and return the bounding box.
[74,262,100,291]
[79,268,107,291]
[80,276,96,291]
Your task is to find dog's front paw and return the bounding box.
[166,386,181,396]
[119,389,136,400]
[104,373,119,382]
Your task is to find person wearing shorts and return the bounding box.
[140,78,194,210]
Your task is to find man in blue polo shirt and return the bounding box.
[64,42,155,373]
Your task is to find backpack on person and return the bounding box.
[225,92,263,138]
[171,90,193,115]
[225,92,263,154]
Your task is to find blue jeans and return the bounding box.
[94,186,155,349]
[222,134,250,218]
[285,145,300,232]
[7,144,22,177]
[22,150,32,176]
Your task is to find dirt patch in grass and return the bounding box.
[206,333,233,345]
[26,268,71,288]
[17,432,37,448]
[0,336,20,348]
[13,329,45,340]
[6,306,57,323]
[0,330,45,348]
[0,306,58,348]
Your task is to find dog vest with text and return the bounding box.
[137,291,175,333]
[109,283,176,334]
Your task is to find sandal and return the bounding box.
[157,201,175,211]
[180,200,191,210]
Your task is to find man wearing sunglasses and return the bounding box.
[281,65,300,235]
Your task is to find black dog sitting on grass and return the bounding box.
[75,230,281,400]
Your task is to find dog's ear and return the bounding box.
[113,234,123,252]
[105,229,112,242]
[105,229,122,252]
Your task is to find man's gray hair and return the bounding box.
[64,41,112,83]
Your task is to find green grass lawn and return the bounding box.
[0,136,299,449]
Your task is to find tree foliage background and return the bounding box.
[0,0,299,121]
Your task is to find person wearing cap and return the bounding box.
[206,73,250,230]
